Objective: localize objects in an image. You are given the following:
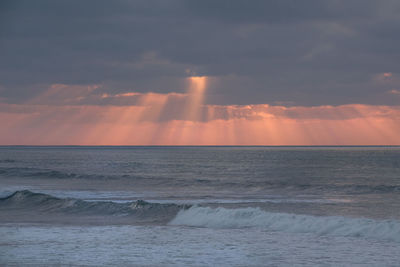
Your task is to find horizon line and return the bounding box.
[0,145,399,148]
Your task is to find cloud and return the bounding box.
[25,83,189,107]
[2,80,399,124]
[388,89,400,95]
[1,98,399,145]
[1,1,400,106]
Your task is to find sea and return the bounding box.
[0,146,399,266]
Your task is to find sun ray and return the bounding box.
[185,76,208,122]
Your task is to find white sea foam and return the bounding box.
[170,206,400,242]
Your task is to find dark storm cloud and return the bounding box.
[0,0,399,105]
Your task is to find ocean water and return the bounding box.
[0,146,400,266]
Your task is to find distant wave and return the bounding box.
[0,167,170,184]
[254,181,400,194]
[170,206,400,243]
[1,167,400,194]
[0,167,107,179]
[0,167,148,181]
[0,190,189,223]
[0,159,16,163]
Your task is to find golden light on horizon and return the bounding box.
[1,82,400,146]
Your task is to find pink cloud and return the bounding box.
[388,89,400,95]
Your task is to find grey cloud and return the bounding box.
[0,0,400,106]
[183,0,378,23]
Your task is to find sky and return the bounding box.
[0,0,399,145]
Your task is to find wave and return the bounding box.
[0,168,167,184]
[0,159,16,163]
[0,167,72,178]
[1,167,399,194]
[0,190,190,223]
[343,184,400,193]
[3,191,400,242]
[170,206,400,243]
[0,167,147,181]
[255,181,400,194]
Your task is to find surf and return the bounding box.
[0,190,190,224]
[170,206,400,243]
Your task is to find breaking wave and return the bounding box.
[0,190,189,223]
[2,191,400,242]
[170,206,400,242]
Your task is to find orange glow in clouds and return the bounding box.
[0,80,400,145]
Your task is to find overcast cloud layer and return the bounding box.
[1,0,400,106]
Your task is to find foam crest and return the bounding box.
[170,206,400,242]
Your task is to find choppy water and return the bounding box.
[1,146,400,266]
